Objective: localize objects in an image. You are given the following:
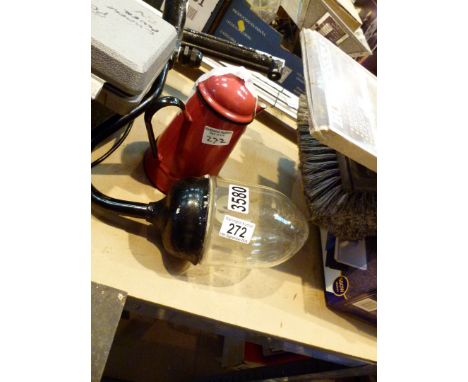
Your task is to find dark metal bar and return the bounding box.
[193,359,376,382]
[123,296,371,368]
[286,364,377,381]
[181,41,269,72]
[182,28,284,80]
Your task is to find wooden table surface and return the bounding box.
[91,68,377,364]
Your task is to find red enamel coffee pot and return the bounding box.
[143,71,264,194]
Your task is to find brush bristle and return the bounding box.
[297,95,376,240]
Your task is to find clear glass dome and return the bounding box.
[201,177,309,268]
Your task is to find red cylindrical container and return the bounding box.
[144,73,262,193]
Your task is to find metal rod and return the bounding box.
[182,28,284,80]
[181,42,269,72]
[91,184,151,219]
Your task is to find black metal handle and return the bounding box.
[163,0,188,40]
[144,96,186,158]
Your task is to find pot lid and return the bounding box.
[197,74,257,124]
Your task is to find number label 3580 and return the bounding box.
[227,185,249,214]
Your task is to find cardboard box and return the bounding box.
[212,0,305,96]
[184,0,222,32]
[355,0,377,75]
[282,0,371,58]
[320,229,377,324]
[282,0,362,31]
[324,0,362,31]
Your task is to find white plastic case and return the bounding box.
[91,0,177,96]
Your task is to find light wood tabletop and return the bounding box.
[91,67,377,365]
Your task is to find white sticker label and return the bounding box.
[202,126,233,146]
[219,215,255,244]
[352,298,377,312]
[227,184,249,214]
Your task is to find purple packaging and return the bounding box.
[320,229,377,324]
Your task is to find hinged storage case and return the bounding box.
[91,0,177,113]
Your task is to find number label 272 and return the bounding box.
[219,215,256,244]
[226,223,247,239]
[228,185,249,214]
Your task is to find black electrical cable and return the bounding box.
[91,64,169,216]
[92,121,153,216]
[91,62,169,151]
[91,121,134,168]
[92,3,187,216]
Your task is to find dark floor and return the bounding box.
[103,312,226,382]
[102,313,375,382]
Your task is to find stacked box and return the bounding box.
[282,0,372,58]
[212,0,305,96]
[320,229,377,324]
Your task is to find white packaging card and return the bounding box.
[219,215,255,244]
[352,298,377,312]
[201,126,233,146]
